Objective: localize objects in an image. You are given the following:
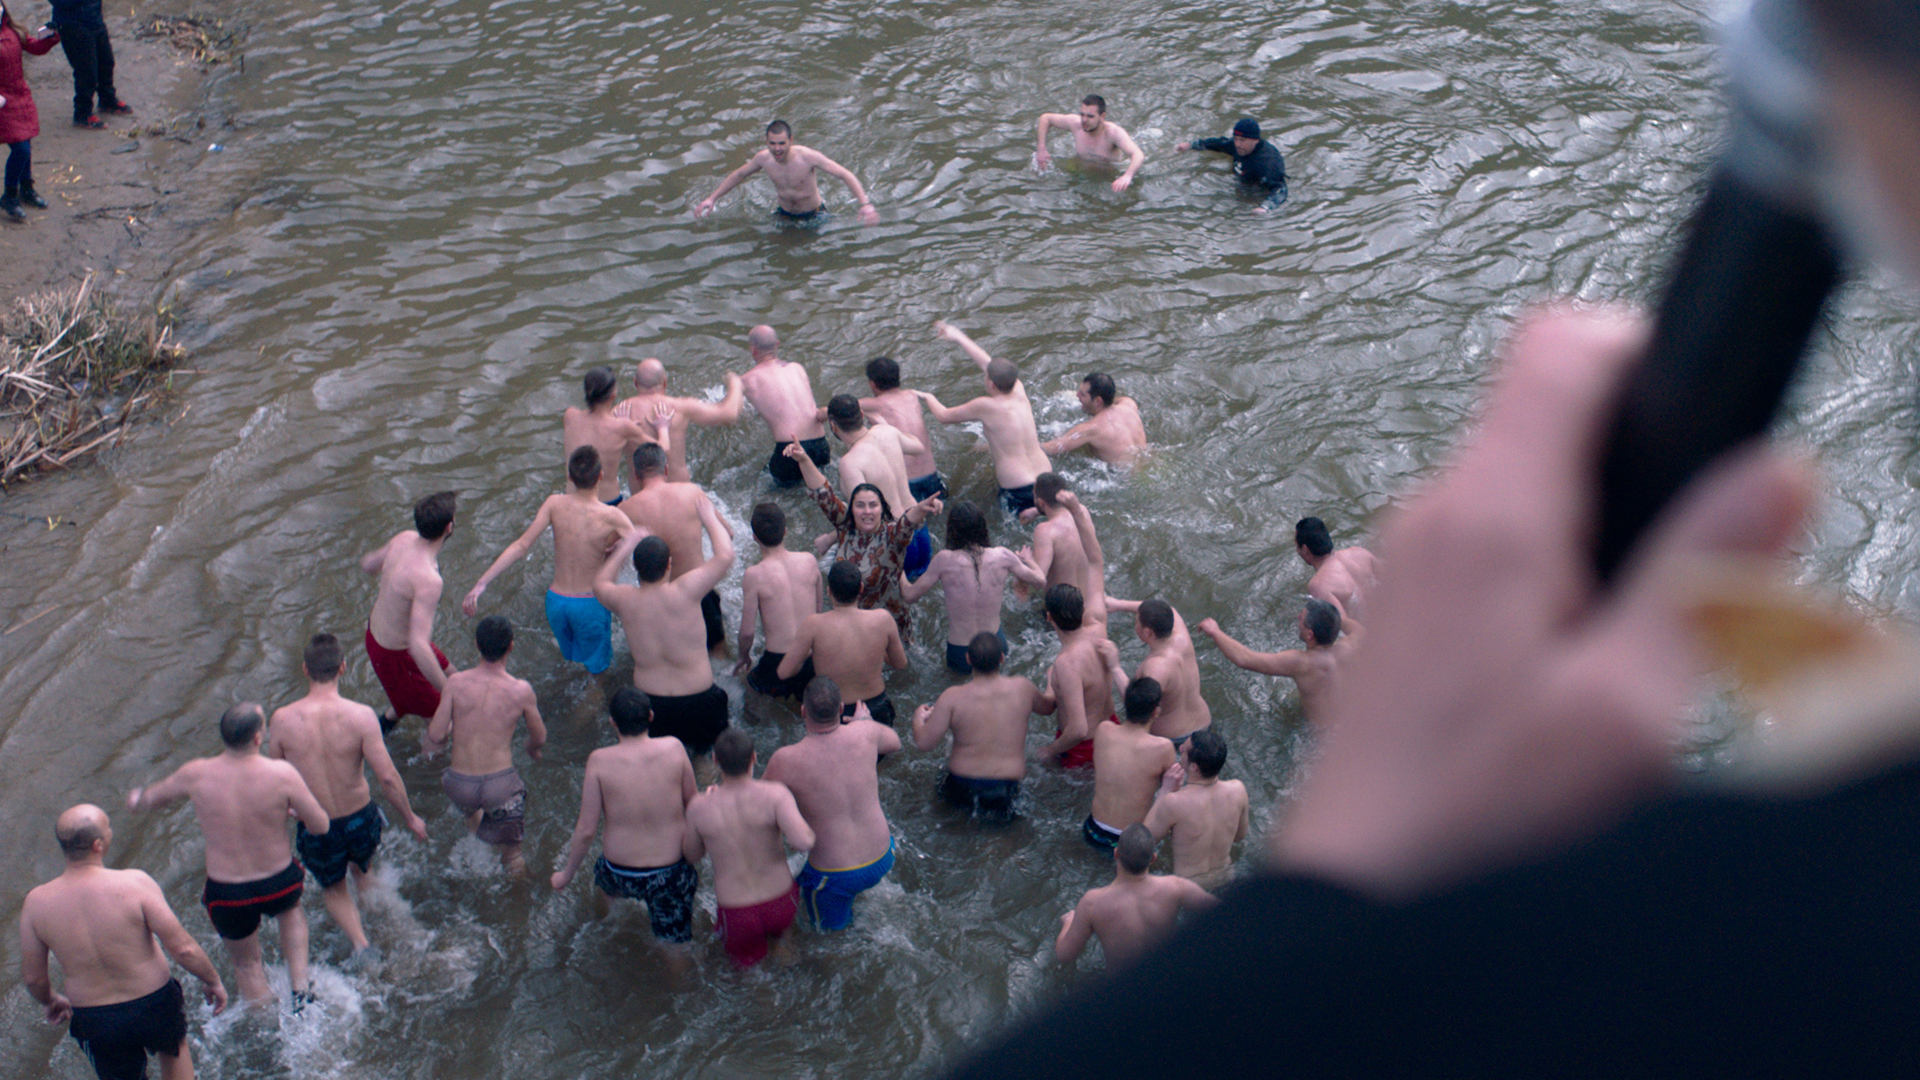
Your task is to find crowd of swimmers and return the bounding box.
[19,100,1325,1080]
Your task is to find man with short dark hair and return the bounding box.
[912,632,1046,819]
[127,704,331,1010]
[1028,473,1090,597]
[1196,599,1358,725]
[1294,516,1380,618]
[20,804,228,1080]
[267,633,429,960]
[683,728,816,967]
[1105,597,1211,746]
[1175,117,1288,213]
[551,688,699,957]
[612,357,746,484]
[562,366,665,504]
[1085,678,1178,850]
[1041,372,1149,464]
[361,491,458,734]
[425,616,546,876]
[917,320,1053,520]
[854,356,945,504]
[1033,94,1145,192]
[779,560,907,727]
[463,446,637,674]
[1055,824,1216,968]
[695,119,879,224]
[1039,581,1128,769]
[1142,729,1248,888]
[825,391,932,579]
[735,502,822,698]
[765,678,902,931]
[620,442,734,655]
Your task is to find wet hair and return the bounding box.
[583,366,616,407]
[1138,599,1175,639]
[766,119,792,138]
[986,358,1019,393]
[304,633,344,682]
[633,536,672,582]
[1116,824,1156,874]
[1034,472,1067,509]
[750,502,786,547]
[57,816,105,859]
[803,677,842,724]
[220,702,265,748]
[867,356,901,391]
[1303,598,1341,647]
[1186,729,1227,779]
[476,614,514,661]
[632,442,668,480]
[967,631,1005,674]
[714,728,755,776]
[827,393,865,433]
[609,686,651,737]
[414,491,457,540]
[568,445,603,490]
[848,482,894,524]
[1045,584,1084,632]
[1084,372,1116,405]
[1124,677,1162,722]
[1805,0,1920,65]
[945,501,989,552]
[1082,94,1107,114]
[1295,517,1333,558]
[827,560,862,604]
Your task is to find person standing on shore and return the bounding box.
[46,0,126,129]
[20,804,228,1080]
[0,4,58,222]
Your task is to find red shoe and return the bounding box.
[74,115,105,129]
[102,103,134,115]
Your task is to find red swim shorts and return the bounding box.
[364,624,450,722]
[1055,714,1120,769]
[716,881,800,967]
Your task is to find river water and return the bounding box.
[5,0,1920,1075]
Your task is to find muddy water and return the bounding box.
[5,0,1919,1076]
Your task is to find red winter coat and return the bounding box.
[0,22,59,146]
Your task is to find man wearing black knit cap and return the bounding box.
[1176,117,1287,212]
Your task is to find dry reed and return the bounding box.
[134,14,239,66]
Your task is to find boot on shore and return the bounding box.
[0,187,24,223]
[18,183,47,210]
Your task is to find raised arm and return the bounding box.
[806,148,878,225]
[464,500,556,616]
[786,438,831,492]
[594,529,646,607]
[684,372,746,425]
[934,320,995,372]
[679,494,738,596]
[901,493,944,530]
[695,154,765,218]
[551,765,603,889]
[362,719,429,840]
[142,876,228,1013]
[1194,617,1310,677]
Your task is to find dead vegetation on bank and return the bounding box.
[134,13,240,66]
[0,277,186,487]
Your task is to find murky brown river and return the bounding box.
[5,0,1920,1075]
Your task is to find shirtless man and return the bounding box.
[763,678,902,931]
[917,320,1052,521]
[695,119,879,225]
[361,491,458,734]
[1028,473,1089,596]
[551,688,699,954]
[1054,825,1216,969]
[779,561,907,727]
[1195,599,1359,725]
[856,356,944,503]
[1038,583,1129,769]
[595,508,736,756]
[1105,597,1212,746]
[825,392,932,579]
[463,446,636,674]
[1085,678,1178,851]
[901,500,1047,675]
[21,806,226,1080]
[1040,372,1148,465]
[562,367,666,503]
[611,357,746,484]
[683,728,816,967]
[735,502,823,699]
[424,617,547,875]
[1295,516,1380,619]
[1034,94,1145,193]
[738,325,829,487]
[266,633,429,959]
[1142,729,1248,888]
[128,704,330,1009]
[621,443,734,655]
[912,632,1046,819]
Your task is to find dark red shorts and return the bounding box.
[365,624,450,722]
[1056,714,1119,769]
[716,881,800,967]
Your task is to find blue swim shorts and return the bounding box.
[905,526,932,582]
[546,590,613,673]
[797,837,896,931]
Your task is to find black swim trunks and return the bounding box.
[748,649,814,698]
[593,856,697,942]
[842,692,897,728]
[774,205,825,225]
[296,801,385,888]
[1001,484,1037,518]
[649,684,730,755]
[68,978,188,1080]
[940,772,1021,819]
[701,589,726,650]
[908,471,948,503]
[946,630,1010,675]
[768,437,831,487]
[203,861,304,940]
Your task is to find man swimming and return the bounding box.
[611,357,745,484]
[1194,599,1359,725]
[911,632,1046,819]
[361,491,458,734]
[735,502,823,699]
[1034,94,1145,193]
[1141,729,1248,888]
[1294,516,1380,619]
[561,366,666,503]
[463,446,637,674]
[778,561,907,727]
[1084,678,1178,851]
[682,728,816,968]
[695,119,879,225]
[424,617,547,876]
[1176,117,1288,213]
[738,325,830,487]
[1040,372,1149,465]
[917,320,1053,521]
[621,442,734,656]
[1055,825,1216,969]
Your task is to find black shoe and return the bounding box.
[18,186,47,210]
[0,194,23,223]
[74,115,105,129]
[101,102,133,116]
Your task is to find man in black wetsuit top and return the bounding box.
[1177,117,1287,212]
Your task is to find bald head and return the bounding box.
[635,357,667,390]
[748,325,780,357]
[56,804,109,860]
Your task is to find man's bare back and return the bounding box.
[365,529,445,663]
[1056,867,1215,968]
[860,387,938,479]
[1121,603,1211,742]
[1042,626,1123,763]
[1031,503,1090,593]
[1043,393,1149,465]
[563,403,661,502]
[912,670,1042,781]
[134,747,327,884]
[555,728,694,880]
[622,481,717,581]
[741,341,825,444]
[837,422,920,516]
[684,773,813,908]
[596,516,735,698]
[764,716,899,871]
[1195,612,1359,724]
[1091,720,1176,830]
[269,685,424,837]
[918,321,1053,491]
[781,604,904,703]
[1144,766,1248,885]
[427,663,545,777]
[902,545,1043,646]
[1308,547,1380,618]
[467,490,632,612]
[739,546,820,660]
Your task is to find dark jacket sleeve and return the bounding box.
[1191,136,1235,155]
